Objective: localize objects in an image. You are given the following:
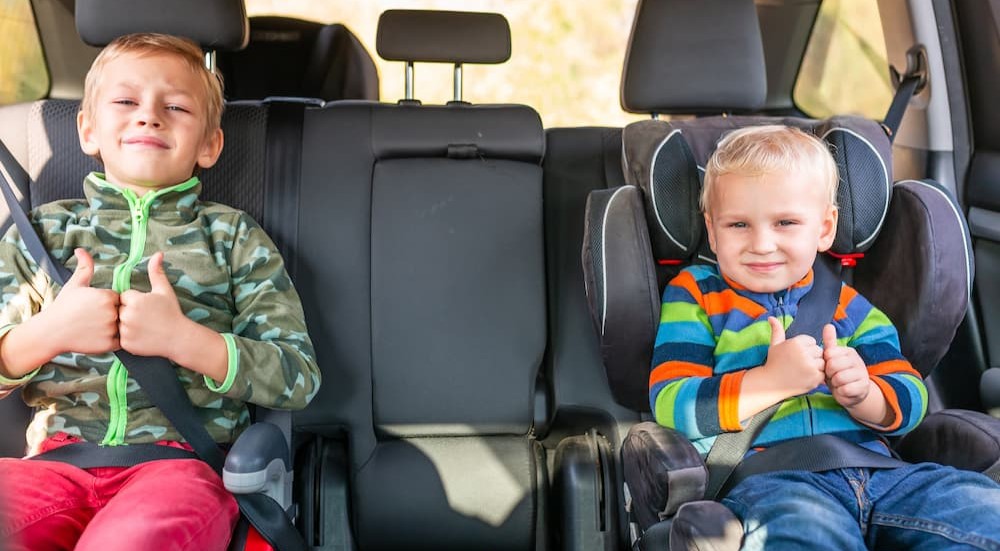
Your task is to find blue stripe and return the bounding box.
[855,342,905,365]
[655,321,716,347]
[694,375,723,435]
[715,345,769,373]
[852,323,900,347]
[708,308,759,335]
[884,376,913,431]
[652,342,716,368]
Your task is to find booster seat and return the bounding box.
[581,0,1000,549]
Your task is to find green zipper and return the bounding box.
[99,178,198,446]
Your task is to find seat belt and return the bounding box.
[883,45,927,143]
[0,143,307,551]
[704,253,844,499]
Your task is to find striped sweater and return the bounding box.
[650,264,927,455]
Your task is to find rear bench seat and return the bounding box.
[0,8,629,549]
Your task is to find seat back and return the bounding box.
[291,11,550,549]
[216,16,379,102]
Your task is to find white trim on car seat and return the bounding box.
[621,132,630,180]
[821,127,891,250]
[649,129,689,252]
[601,186,632,336]
[898,179,973,302]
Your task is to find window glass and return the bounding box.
[794,0,892,119]
[0,0,49,104]
[245,0,645,127]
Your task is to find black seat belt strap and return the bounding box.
[704,254,843,499]
[884,45,927,143]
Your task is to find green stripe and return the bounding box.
[715,319,776,355]
[660,301,708,324]
[653,380,683,428]
[854,307,891,340]
[204,333,239,393]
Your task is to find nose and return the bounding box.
[135,104,161,128]
[749,228,777,254]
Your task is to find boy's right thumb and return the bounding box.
[65,248,93,288]
[768,316,785,346]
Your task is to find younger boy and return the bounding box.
[651,125,1000,550]
[0,34,321,551]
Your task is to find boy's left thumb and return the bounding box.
[147,252,172,293]
[822,323,838,349]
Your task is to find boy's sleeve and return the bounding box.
[0,224,55,394]
[842,287,927,435]
[650,270,742,440]
[208,215,321,410]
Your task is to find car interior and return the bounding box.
[1,0,1000,550]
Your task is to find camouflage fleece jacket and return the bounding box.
[0,173,320,453]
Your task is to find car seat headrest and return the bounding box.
[620,0,766,114]
[216,17,379,101]
[621,116,892,262]
[76,0,249,51]
[376,10,511,64]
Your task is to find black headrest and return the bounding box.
[217,17,379,101]
[620,0,766,114]
[376,10,510,64]
[370,104,544,164]
[621,116,892,262]
[76,0,249,51]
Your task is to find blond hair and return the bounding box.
[81,33,224,135]
[701,125,838,213]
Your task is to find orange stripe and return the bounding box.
[703,289,768,319]
[834,286,857,321]
[650,362,713,385]
[871,377,903,431]
[672,271,703,305]
[868,359,919,378]
[718,371,745,431]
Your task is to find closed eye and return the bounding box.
[113,99,137,106]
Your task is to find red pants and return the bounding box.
[0,435,239,551]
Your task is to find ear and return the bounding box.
[77,110,100,157]
[817,205,839,252]
[196,128,224,170]
[704,212,718,254]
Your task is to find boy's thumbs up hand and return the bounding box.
[823,323,871,407]
[44,248,120,354]
[762,316,825,395]
[119,252,186,359]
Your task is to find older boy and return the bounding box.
[651,125,1000,550]
[0,34,320,551]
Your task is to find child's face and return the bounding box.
[77,52,223,194]
[704,169,838,293]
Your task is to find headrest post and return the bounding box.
[453,63,463,102]
[204,50,217,74]
[405,61,415,100]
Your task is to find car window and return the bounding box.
[0,0,49,104]
[245,0,646,128]
[793,0,892,120]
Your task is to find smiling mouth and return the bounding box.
[123,136,168,148]
[745,262,783,272]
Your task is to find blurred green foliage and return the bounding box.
[794,0,892,119]
[0,0,48,104]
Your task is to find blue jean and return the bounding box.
[721,463,1000,550]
